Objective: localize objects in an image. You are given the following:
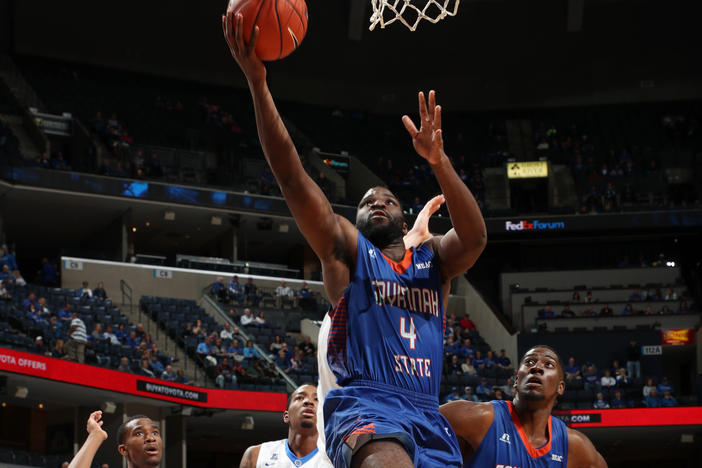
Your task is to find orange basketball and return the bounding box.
[228,0,308,61]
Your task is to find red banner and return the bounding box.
[554,407,702,428]
[0,347,286,411]
[661,329,695,346]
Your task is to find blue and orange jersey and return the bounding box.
[326,232,445,397]
[467,400,569,468]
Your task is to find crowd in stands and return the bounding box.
[536,286,693,320]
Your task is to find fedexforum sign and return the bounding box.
[505,220,565,231]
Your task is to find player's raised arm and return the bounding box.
[68,411,108,468]
[238,444,261,468]
[402,91,487,280]
[439,400,494,463]
[222,10,355,266]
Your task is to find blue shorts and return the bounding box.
[323,380,462,468]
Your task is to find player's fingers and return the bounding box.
[235,13,244,51]
[433,128,443,148]
[418,91,428,124]
[434,105,442,131]
[428,90,436,117]
[401,115,419,138]
[428,194,445,210]
[248,25,260,56]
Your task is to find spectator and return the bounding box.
[138,359,155,378]
[22,292,37,311]
[581,305,596,317]
[240,308,255,326]
[33,336,47,354]
[91,323,103,341]
[497,349,512,370]
[446,354,461,375]
[678,300,690,313]
[175,369,190,384]
[459,314,476,330]
[626,339,641,379]
[472,351,485,370]
[149,353,165,376]
[297,281,315,310]
[210,338,225,357]
[458,338,475,358]
[0,265,13,285]
[135,323,146,340]
[36,297,50,316]
[196,337,212,356]
[600,304,613,316]
[275,280,294,309]
[211,277,229,302]
[299,336,316,356]
[51,338,67,359]
[493,389,506,401]
[215,357,236,388]
[564,357,581,381]
[593,392,610,409]
[571,291,581,303]
[656,376,673,395]
[663,288,678,301]
[642,378,656,397]
[220,322,235,340]
[0,245,18,271]
[102,325,120,346]
[58,303,73,322]
[483,350,496,369]
[192,319,205,337]
[227,339,243,360]
[628,289,642,302]
[584,291,594,303]
[560,304,575,317]
[244,278,261,306]
[254,311,266,327]
[609,390,627,408]
[460,357,477,376]
[616,368,630,387]
[445,336,459,355]
[600,369,616,389]
[12,270,26,287]
[582,366,600,392]
[499,377,514,397]
[621,303,634,315]
[462,386,479,402]
[93,282,108,301]
[443,387,461,404]
[274,349,290,369]
[269,335,285,354]
[660,391,678,407]
[541,305,555,318]
[161,365,176,381]
[228,275,244,303]
[40,257,57,286]
[475,379,491,400]
[78,281,93,300]
[645,388,661,407]
[288,350,303,372]
[117,356,131,373]
[660,305,672,314]
[67,311,88,363]
[243,340,259,359]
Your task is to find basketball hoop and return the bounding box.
[369,0,459,31]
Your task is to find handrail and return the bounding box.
[200,292,297,391]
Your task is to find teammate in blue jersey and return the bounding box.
[223,9,487,468]
[441,346,607,467]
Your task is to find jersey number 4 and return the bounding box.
[400,317,417,349]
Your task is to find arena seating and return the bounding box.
[0,445,69,468]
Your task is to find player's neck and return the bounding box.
[379,239,407,262]
[287,429,318,458]
[512,398,553,440]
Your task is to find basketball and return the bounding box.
[227,0,308,61]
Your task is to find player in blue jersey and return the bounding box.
[223,10,487,468]
[440,345,607,467]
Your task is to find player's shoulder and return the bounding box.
[239,443,262,468]
[566,427,608,468]
[440,400,495,433]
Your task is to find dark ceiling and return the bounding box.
[10,0,702,112]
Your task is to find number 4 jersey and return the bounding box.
[326,231,445,397]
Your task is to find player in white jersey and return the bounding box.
[241,384,332,468]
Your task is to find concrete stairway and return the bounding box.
[117,302,211,388]
[0,113,41,160]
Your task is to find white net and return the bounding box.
[369,0,460,31]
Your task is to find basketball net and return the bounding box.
[369,0,459,31]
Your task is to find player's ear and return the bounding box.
[118,444,127,457]
[402,221,408,235]
[283,410,289,424]
[557,379,565,396]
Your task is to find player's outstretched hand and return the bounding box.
[402,90,445,165]
[222,9,266,85]
[404,194,445,249]
[86,410,108,441]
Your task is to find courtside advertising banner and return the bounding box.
[0,347,285,411]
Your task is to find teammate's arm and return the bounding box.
[68,411,108,468]
[402,91,487,280]
[567,428,607,468]
[403,194,445,249]
[239,444,261,468]
[439,400,494,463]
[222,11,355,267]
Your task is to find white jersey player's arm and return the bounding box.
[239,444,261,468]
